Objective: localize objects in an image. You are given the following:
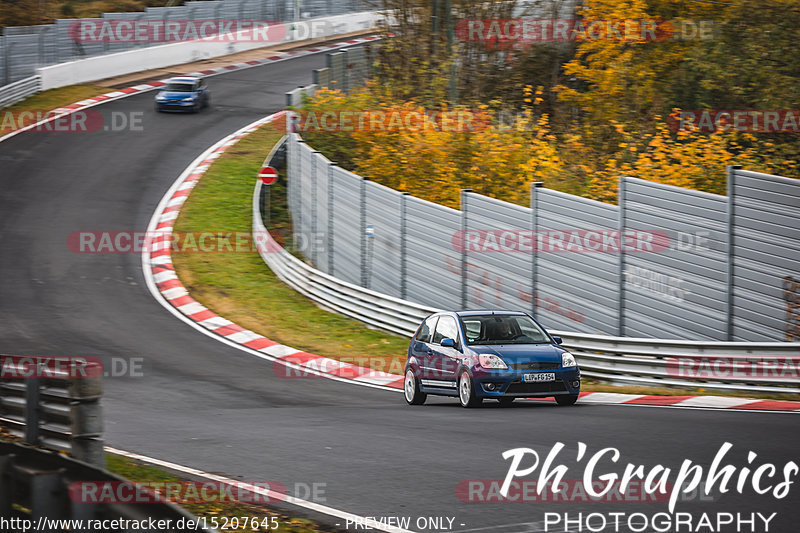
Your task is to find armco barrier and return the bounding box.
[556,333,800,394]
[0,355,105,467]
[255,138,800,395]
[0,75,39,108]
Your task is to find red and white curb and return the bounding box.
[141,111,404,392]
[0,35,381,144]
[140,114,800,414]
[528,392,800,412]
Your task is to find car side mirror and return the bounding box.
[441,338,456,348]
[553,336,563,345]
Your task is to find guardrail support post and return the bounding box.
[69,363,105,468]
[618,176,628,337]
[31,472,65,521]
[294,139,305,252]
[725,165,741,341]
[0,455,13,516]
[70,438,105,468]
[24,377,40,445]
[328,162,337,275]
[360,176,368,288]
[530,182,543,317]
[2,33,9,87]
[311,151,320,268]
[460,189,472,309]
[400,192,409,300]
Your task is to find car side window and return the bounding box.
[432,315,458,345]
[462,319,482,343]
[415,316,438,343]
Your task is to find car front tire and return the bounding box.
[458,370,482,408]
[555,394,579,406]
[404,368,426,405]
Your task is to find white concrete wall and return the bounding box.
[38,12,381,91]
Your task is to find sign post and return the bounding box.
[258,166,278,229]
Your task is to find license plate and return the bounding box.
[523,372,555,382]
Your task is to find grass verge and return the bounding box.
[171,125,799,402]
[172,127,409,374]
[106,453,329,532]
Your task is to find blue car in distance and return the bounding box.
[404,310,580,408]
[154,76,209,113]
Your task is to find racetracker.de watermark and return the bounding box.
[66,231,324,254]
[457,479,681,503]
[666,356,800,380]
[668,110,800,133]
[451,229,670,253]
[69,481,287,504]
[455,18,717,47]
[0,355,145,379]
[0,110,143,133]
[284,109,492,133]
[274,355,406,379]
[69,19,295,43]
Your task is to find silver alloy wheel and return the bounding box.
[404,369,416,403]
[459,372,472,406]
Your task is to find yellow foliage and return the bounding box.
[301,87,789,207]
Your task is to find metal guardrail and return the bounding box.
[0,440,216,533]
[253,137,800,395]
[0,75,40,108]
[0,355,105,467]
[555,333,800,394]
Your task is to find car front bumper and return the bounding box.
[472,367,581,398]
[156,100,197,111]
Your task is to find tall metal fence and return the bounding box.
[0,0,366,88]
[285,45,377,106]
[287,135,800,342]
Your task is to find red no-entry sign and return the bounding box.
[258,166,278,185]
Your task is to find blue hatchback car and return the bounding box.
[154,76,209,113]
[404,310,580,407]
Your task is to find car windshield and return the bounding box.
[163,83,194,92]
[460,314,550,345]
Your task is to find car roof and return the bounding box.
[453,310,528,317]
[166,77,200,83]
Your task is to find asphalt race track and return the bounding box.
[1,50,798,532]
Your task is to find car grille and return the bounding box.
[505,380,567,394]
[510,362,560,370]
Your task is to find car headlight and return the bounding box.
[561,352,577,368]
[155,95,166,101]
[479,354,507,369]
[182,96,195,101]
